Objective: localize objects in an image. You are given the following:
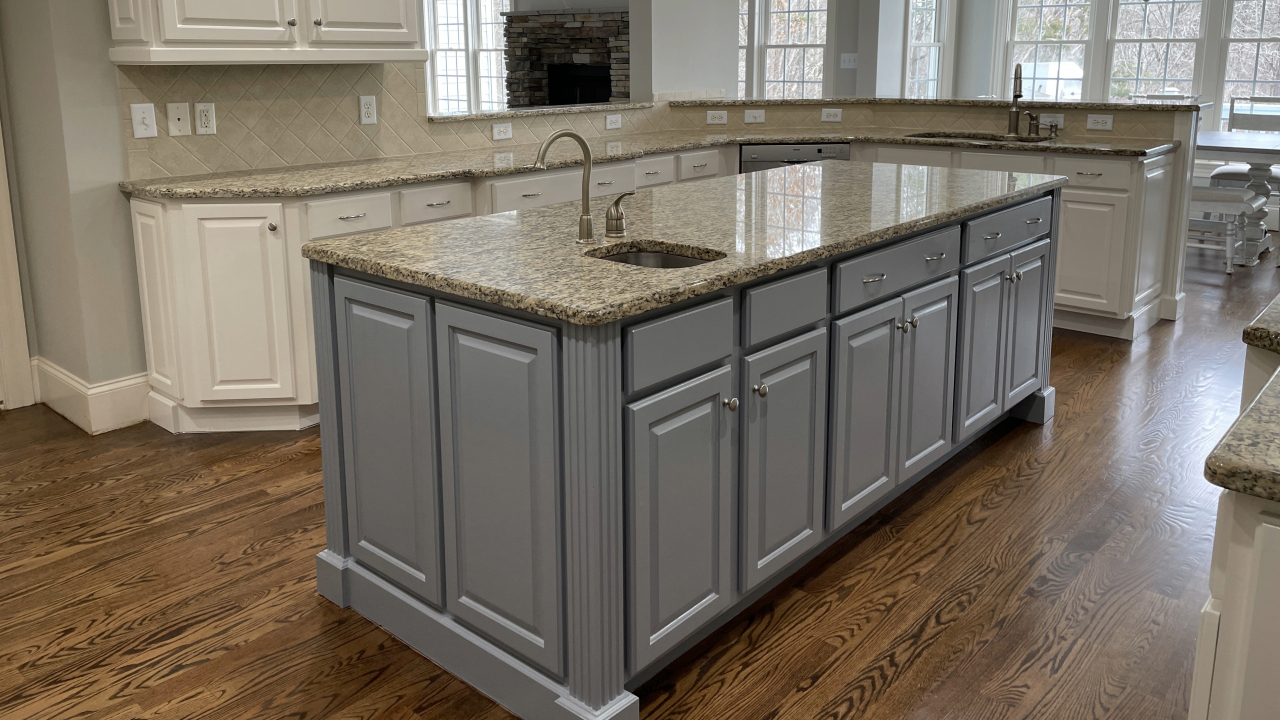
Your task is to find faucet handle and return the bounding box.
[606,191,636,238]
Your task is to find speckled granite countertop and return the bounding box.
[120,129,1175,200]
[303,160,1066,326]
[1206,370,1280,503]
[1243,293,1280,354]
[669,97,1210,112]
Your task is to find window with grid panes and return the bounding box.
[1223,0,1280,129]
[1109,0,1203,101]
[765,0,827,99]
[1011,0,1092,102]
[740,0,750,100]
[906,0,944,99]
[429,0,512,115]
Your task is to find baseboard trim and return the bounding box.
[30,357,149,435]
[148,391,320,434]
[1053,301,1164,341]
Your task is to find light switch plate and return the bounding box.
[166,103,191,137]
[492,122,513,140]
[1087,114,1114,131]
[130,103,158,139]
[360,96,377,125]
[821,108,843,123]
[1039,112,1065,129]
[195,103,217,135]
[841,53,858,69]
[744,109,766,124]
[605,114,623,130]
[707,110,728,125]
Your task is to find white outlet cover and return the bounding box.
[606,141,623,155]
[494,152,515,169]
[821,108,843,123]
[840,53,858,69]
[1039,112,1065,128]
[492,122,513,141]
[1087,114,1114,130]
[166,103,191,137]
[360,96,378,125]
[130,103,158,139]
[744,109,766,124]
[195,103,217,135]
[707,110,728,125]
[605,114,623,130]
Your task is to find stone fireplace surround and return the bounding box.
[503,9,629,108]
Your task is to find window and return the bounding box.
[1222,0,1280,128]
[1109,0,1204,101]
[739,0,829,100]
[428,0,512,115]
[906,0,945,99]
[1010,0,1093,101]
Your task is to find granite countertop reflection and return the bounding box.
[120,129,1174,200]
[1244,292,1280,354]
[303,160,1067,326]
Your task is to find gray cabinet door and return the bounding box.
[741,328,828,591]
[829,299,903,531]
[899,277,958,480]
[334,278,442,607]
[628,366,734,672]
[1005,238,1052,408]
[955,255,1010,443]
[435,302,562,675]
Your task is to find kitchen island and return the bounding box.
[302,160,1067,720]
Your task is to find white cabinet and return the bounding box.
[959,152,1046,174]
[308,0,420,44]
[1055,187,1129,315]
[109,0,152,42]
[157,0,298,43]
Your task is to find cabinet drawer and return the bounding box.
[743,268,829,346]
[678,150,721,181]
[962,196,1052,264]
[636,156,676,188]
[307,193,393,240]
[626,297,733,394]
[835,227,961,314]
[399,182,473,225]
[1053,157,1132,191]
[492,164,636,212]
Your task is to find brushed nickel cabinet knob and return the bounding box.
[723,397,739,412]
[753,384,769,397]
[288,18,298,26]
[268,222,278,231]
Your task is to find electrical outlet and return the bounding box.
[166,103,191,137]
[1039,112,1065,129]
[745,109,766,124]
[707,110,728,125]
[606,141,623,155]
[130,103,158,139]
[821,108,843,123]
[605,114,623,130]
[195,103,217,135]
[492,122,513,141]
[494,152,515,169]
[1086,114,1114,131]
[841,53,858,69]
[360,96,377,125]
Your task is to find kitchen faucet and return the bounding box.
[534,129,595,244]
[1009,63,1024,135]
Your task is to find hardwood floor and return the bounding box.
[0,248,1272,720]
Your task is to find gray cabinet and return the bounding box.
[741,329,828,591]
[333,278,442,607]
[899,277,959,479]
[1005,239,1052,408]
[627,366,735,671]
[829,299,902,530]
[435,303,562,675]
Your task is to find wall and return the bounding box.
[630,0,737,101]
[0,0,145,385]
[953,1,1000,98]
[830,0,860,97]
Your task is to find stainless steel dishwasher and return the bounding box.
[739,142,851,173]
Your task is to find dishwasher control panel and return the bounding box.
[740,143,852,172]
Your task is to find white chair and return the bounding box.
[1188,187,1267,274]
[1208,97,1280,191]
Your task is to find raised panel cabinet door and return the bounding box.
[1054,187,1129,315]
[334,278,441,607]
[184,203,296,402]
[1005,239,1052,408]
[741,328,828,591]
[158,0,298,43]
[955,254,1010,443]
[899,277,958,480]
[109,0,151,41]
[1135,159,1172,309]
[436,303,561,675]
[309,0,420,44]
[628,366,734,672]
[829,299,903,531]
[131,200,182,399]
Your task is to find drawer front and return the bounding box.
[626,297,734,394]
[589,163,638,197]
[835,227,961,314]
[743,268,829,346]
[636,156,676,188]
[959,152,1046,174]
[399,182,473,225]
[493,164,636,212]
[1053,156,1132,191]
[678,150,721,181]
[962,196,1053,265]
[307,193,394,240]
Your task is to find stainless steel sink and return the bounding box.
[596,251,714,268]
[906,131,1050,143]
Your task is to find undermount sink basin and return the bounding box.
[907,131,1050,143]
[585,242,727,269]
[598,251,713,268]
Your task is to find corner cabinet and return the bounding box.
[108,0,427,64]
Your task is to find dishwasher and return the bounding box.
[739,142,851,172]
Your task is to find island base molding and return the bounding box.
[1053,301,1164,341]
[147,392,319,434]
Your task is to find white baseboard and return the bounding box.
[148,391,319,434]
[30,357,149,435]
[1053,300,1164,341]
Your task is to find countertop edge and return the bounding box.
[668,98,1210,112]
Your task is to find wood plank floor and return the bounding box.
[0,249,1271,720]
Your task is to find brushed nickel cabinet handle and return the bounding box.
[597,181,616,186]
[338,213,367,221]
[863,273,887,284]
[925,253,946,261]
[693,163,709,169]
[1077,171,1103,176]
[753,384,769,397]
[723,397,739,412]
[1026,217,1043,225]
[984,232,1002,240]
[522,192,543,198]
[425,201,452,208]
[645,170,662,175]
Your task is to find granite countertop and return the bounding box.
[121,129,1175,200]
[1206,370,1280,503]
[302,160,1067,326]
[669,97,1210,112]
[1244,293,1280,354]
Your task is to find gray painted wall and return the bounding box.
[0,0,145,384]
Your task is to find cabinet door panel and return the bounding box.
[309,0,420,44]
[1055,188,1128,314]
[1006,239,1052,408]
[742,329,828,590]
[159,0,298,43]
[334,279,440,606]
[829,299,902,531]
[956,255,1009,443]
[1135,159,1171,309]
[184,204,295,402]
[436,303,561,675]
[109,0,151,41]
[900,277,958,480]
[629,366,734,672]
[132,201,182,399]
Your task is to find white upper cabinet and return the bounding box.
[108,0,152,42]
[309,0,420,45]
[158,0,298,43]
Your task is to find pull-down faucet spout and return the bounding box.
[534,129,595,244]
[1009,63,1024,136]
